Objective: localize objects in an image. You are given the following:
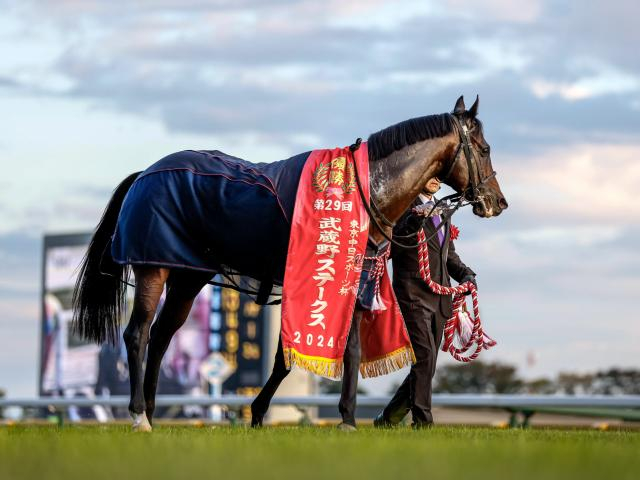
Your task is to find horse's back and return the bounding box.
[111,149,309,282]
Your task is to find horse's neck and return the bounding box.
[370,134,457,225]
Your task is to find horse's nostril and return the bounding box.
[498,197,509,209]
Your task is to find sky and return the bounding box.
[1,0,639,397]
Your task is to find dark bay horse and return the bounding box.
[250,95,508,427]
[73,96,507,431]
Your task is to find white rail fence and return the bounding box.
[2,394,639,409]
[2,395,639,428]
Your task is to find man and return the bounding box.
[374,177,476,428]
[336,238,388,431]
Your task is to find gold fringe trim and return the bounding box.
[283,347,344,380]
[283,344,415,380]
[359,345,416,379]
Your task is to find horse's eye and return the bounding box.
[482,146,490,155]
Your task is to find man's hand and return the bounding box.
[460,274,477,294]
[412,202,443,217]
[406,212,426,232]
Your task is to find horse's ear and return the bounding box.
[469,95,479,117]
[453,96,466,115]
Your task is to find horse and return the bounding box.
[72,95,507,431]
[249,95,507,427]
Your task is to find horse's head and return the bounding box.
[443,95,508,218]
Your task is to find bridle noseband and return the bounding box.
[352,113,496,250]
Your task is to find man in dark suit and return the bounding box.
[374,177,476,428]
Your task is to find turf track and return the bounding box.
[2,425,639,480]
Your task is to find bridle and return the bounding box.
[442,114,496,201]
[352,113,496,250]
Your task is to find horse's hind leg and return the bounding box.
[124,266,169,431]
[143,271,211,423]
[251,336,290,427]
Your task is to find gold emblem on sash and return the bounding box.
[312,155,357,194]
[312,161,330,192]
[330,156,346,185]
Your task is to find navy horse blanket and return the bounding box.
[111,149,309,284]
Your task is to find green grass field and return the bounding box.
[2,425,639,480]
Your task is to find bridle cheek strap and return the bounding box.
[442,115,496,203]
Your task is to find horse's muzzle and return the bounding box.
[473,192,508,218]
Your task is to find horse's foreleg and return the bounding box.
[124,267,169,431]
[251,337,290,427]
[338,311,362,428]
[143,272,209,424]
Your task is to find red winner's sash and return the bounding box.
[282,143,414,379]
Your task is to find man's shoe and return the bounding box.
[337,422,357,432]
[373,412,394,428]
[411,421,434,430]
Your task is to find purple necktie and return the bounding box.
[431,213,445,246]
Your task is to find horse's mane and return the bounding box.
[367,113,453,161]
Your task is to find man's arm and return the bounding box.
[446,239,476,283]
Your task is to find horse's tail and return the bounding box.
[72,171,142,345]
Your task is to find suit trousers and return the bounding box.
[382,296,444,425]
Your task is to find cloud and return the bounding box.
[498,141,640,223]
[0,76,21,88]
[529,62,640,101]
[444,0,543,23]
[2,0,638,154]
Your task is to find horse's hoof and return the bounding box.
[336,422,357,432]
[131,412,152,432]
[251,414,263,428]
[250,404,264,428]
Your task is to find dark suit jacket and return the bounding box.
[391,198,475,322]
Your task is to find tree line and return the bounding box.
[432,362,640,395]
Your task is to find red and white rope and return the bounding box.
[362,248,391,310]
[416,229,496,362]
[363,248,390,302]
